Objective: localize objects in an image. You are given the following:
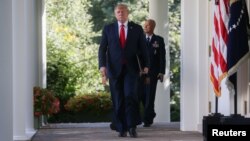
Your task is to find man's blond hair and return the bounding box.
[114,3,129,13]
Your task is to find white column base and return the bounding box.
[14,129,37,141]
[154,82,170,122]
[197,123,203,133]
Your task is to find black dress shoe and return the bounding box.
[110,123,116,130]
[118,132,127,137]
[143,123,151,127]
[128,128,137,138]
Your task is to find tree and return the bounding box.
[46,0,103,96]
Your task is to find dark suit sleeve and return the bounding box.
[159,36,166,74]
[98,25,108,69]
[138,26,150,68]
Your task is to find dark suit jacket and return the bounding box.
[98,21,150,78]
[148,34,166,75]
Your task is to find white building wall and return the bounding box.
[237,61,249,115]
[0,0,42,140]
[0,0,14,141]
[237,1,250,117]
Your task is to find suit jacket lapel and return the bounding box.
[114,22,120,46]
[150,34,156,44]
[126,22,134,47]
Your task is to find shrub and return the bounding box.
[64,92,112,116]
[33,87,60,117]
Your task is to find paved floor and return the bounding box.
[31,122,203,141]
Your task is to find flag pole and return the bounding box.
[215,96,218,113]
[234,73,237,115]
[229,73,238,115]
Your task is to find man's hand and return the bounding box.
[100,67,107,77]
[139,67,149,76]
[157,73,164,82]
[143,67,149,74]
[102,76,108,85]
[100,67,108,85]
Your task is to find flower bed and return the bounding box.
[65,93,112,115]
[33,87,60,117]
[48,92,113,123]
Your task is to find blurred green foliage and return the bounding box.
[169,0,180,122]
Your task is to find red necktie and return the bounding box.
[120,24,125,48]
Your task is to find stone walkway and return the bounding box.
[31,122,203,141]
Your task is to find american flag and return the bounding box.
[210,0,230,97]
[210,0,250,97]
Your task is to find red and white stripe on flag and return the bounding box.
[210,0,230,97]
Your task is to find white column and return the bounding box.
[197,0,210,132]
[13,0,39,140]
[13,1,27,139]
[0,0,14,141]
[181,0,198,131]
[1,0,41,140]
[38,0,47,88]
[25,0,40,137]
[181,0,210,132]
[181,0,199,131]
[149,0,170,122]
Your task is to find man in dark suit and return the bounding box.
[139,19,166,127]
[98,3,149,138]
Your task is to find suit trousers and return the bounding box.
[109,65,141,133]
[139,73,158,124]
